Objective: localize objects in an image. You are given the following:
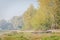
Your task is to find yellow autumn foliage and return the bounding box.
[23,0,60,30]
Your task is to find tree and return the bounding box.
[23,4,37,30]
[37,0,60,29]
[23,0,60,30]
[11,16,24,30]
[54,0,60,29]
[31,0,55,30]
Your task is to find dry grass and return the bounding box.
[0,32,60,40]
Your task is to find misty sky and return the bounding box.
[0,0,39,20]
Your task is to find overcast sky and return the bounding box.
[0,0,39,20]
